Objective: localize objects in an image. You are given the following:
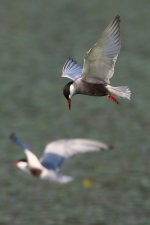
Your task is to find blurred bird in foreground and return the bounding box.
[62,15,131,110]
[10,133,112,184]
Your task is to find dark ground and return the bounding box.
[0,0,150,224]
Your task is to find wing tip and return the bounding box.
[62,57,82,80]
[111,15,120,27]
[9,132,17,142]
[110,15,121,39]
[115,15,120,19]
[101,144,113,151]
[62,57,76,71]
[115,15,120,22]
[108,144,114,150]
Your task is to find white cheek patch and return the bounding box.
[69,84,76,98]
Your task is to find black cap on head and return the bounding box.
[63,81,73,110]
[12,158,27,168]
[63,81,73,100]
[18,158,27,162]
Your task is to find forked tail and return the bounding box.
[57,174,74,184]
[106,85,131,100]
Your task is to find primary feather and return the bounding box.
[82,15,121,83]
[62,58,82,80]
[40,138,111,170]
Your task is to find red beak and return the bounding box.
[12,161,18,168]
[67,99,71,110]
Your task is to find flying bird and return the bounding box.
[10,133,112,184]
[62,15,131,110]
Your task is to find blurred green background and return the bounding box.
[0,0,150,224]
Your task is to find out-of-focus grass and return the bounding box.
[0,0,150,225]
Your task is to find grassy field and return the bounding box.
[0,0,150,224]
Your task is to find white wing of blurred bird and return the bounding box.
[10,133,112,184]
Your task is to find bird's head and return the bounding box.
[13,158,43,178]
[12,158,28,171]
[63,81,74,110]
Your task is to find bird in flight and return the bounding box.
[10,133,112,184]
[62,15,131,110]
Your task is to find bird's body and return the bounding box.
[10,133,112,184]
[62,15,131,109]
[71,77,108,96]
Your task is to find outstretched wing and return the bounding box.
[10,133,30,150]
[40,139,111,170]
[82,15,121,83]
[61,58,82,80]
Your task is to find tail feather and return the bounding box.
[56,174,74,184]
[106,85,131,100]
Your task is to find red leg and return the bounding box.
[108,95,119,104]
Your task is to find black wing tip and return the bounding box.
[114,15,120,23]
[63,58,72,70]
[9,133,17,141]
[108,144,114,150]
[110,15,120,32]
[116,15,120,19]
[68,57,76,63]
[64,57,75,66]
[99,144,113,151]
[67,57,77,67]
